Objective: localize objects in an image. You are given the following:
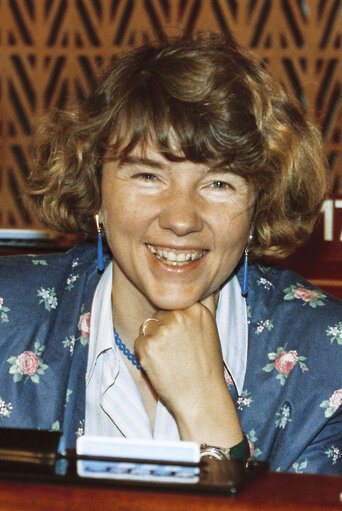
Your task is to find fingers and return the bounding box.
[139,294,217,339]
[133,297,224,422]
[140,317,159,336]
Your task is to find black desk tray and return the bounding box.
[0,428,268,496]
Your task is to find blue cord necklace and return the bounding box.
[114,330,142,371]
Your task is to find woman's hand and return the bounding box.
[134,295,243,447]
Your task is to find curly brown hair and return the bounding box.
[25,32,329,260]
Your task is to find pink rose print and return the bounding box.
[320,389,342,418]
[16,351,39,376]
[8,342,48,383]
[274,350,298,375]
[0,297,10,322]
[292,287,318,302]
[224,366,234,387]
[246,430,262,458]
[264,345,307,385]
[329,389,342,411]
[248,440,255,457]
[283,283,326,307]
[78,312,91,338]
[63,311,91,352]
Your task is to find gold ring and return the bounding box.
[142,318,159,336]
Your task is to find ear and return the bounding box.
[96,205,104,224]
[95,214,102,230]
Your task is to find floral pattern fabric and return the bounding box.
[236,267,342,475]
[0,243,341,475]
[0,245,102,448]
[8,342,48,383]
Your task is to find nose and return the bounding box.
[158,190,203,236]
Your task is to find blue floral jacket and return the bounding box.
[0,242,341,474]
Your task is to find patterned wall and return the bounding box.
[1,0,342,229]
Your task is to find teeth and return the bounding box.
[147,245,205,266]
[166,251,176,261]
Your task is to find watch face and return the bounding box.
[201,436,250,462]
[200,446,230,461]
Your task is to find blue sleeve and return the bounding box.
[289,409,342,475]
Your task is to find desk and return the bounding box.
[0,471,340,511]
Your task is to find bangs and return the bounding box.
[103,89,222,164]
[101,54,268,187]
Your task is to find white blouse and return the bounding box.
[85,262,248,440]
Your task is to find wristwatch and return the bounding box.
[200,434,250,461]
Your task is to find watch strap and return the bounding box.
[200,434,250,461]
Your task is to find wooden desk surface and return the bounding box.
[0,471,340,511]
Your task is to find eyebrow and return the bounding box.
[118,156,166,169]
[117,156,236,175]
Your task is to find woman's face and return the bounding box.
[100,145,255,311]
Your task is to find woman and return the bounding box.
[0,33,341,474]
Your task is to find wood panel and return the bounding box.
[0,470,341,511]
[1,0,342,228]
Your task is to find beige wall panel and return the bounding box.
[1,0,342,229]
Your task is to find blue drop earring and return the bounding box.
[95,215,104,272]
[241,247,248,297]
[241,234,252,297]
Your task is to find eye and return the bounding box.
[210,180,230,189]
[134,173,158,181]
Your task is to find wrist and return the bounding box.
[200,434,251,461]
[175,385,243,446]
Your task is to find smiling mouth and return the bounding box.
[146,244,207,266]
